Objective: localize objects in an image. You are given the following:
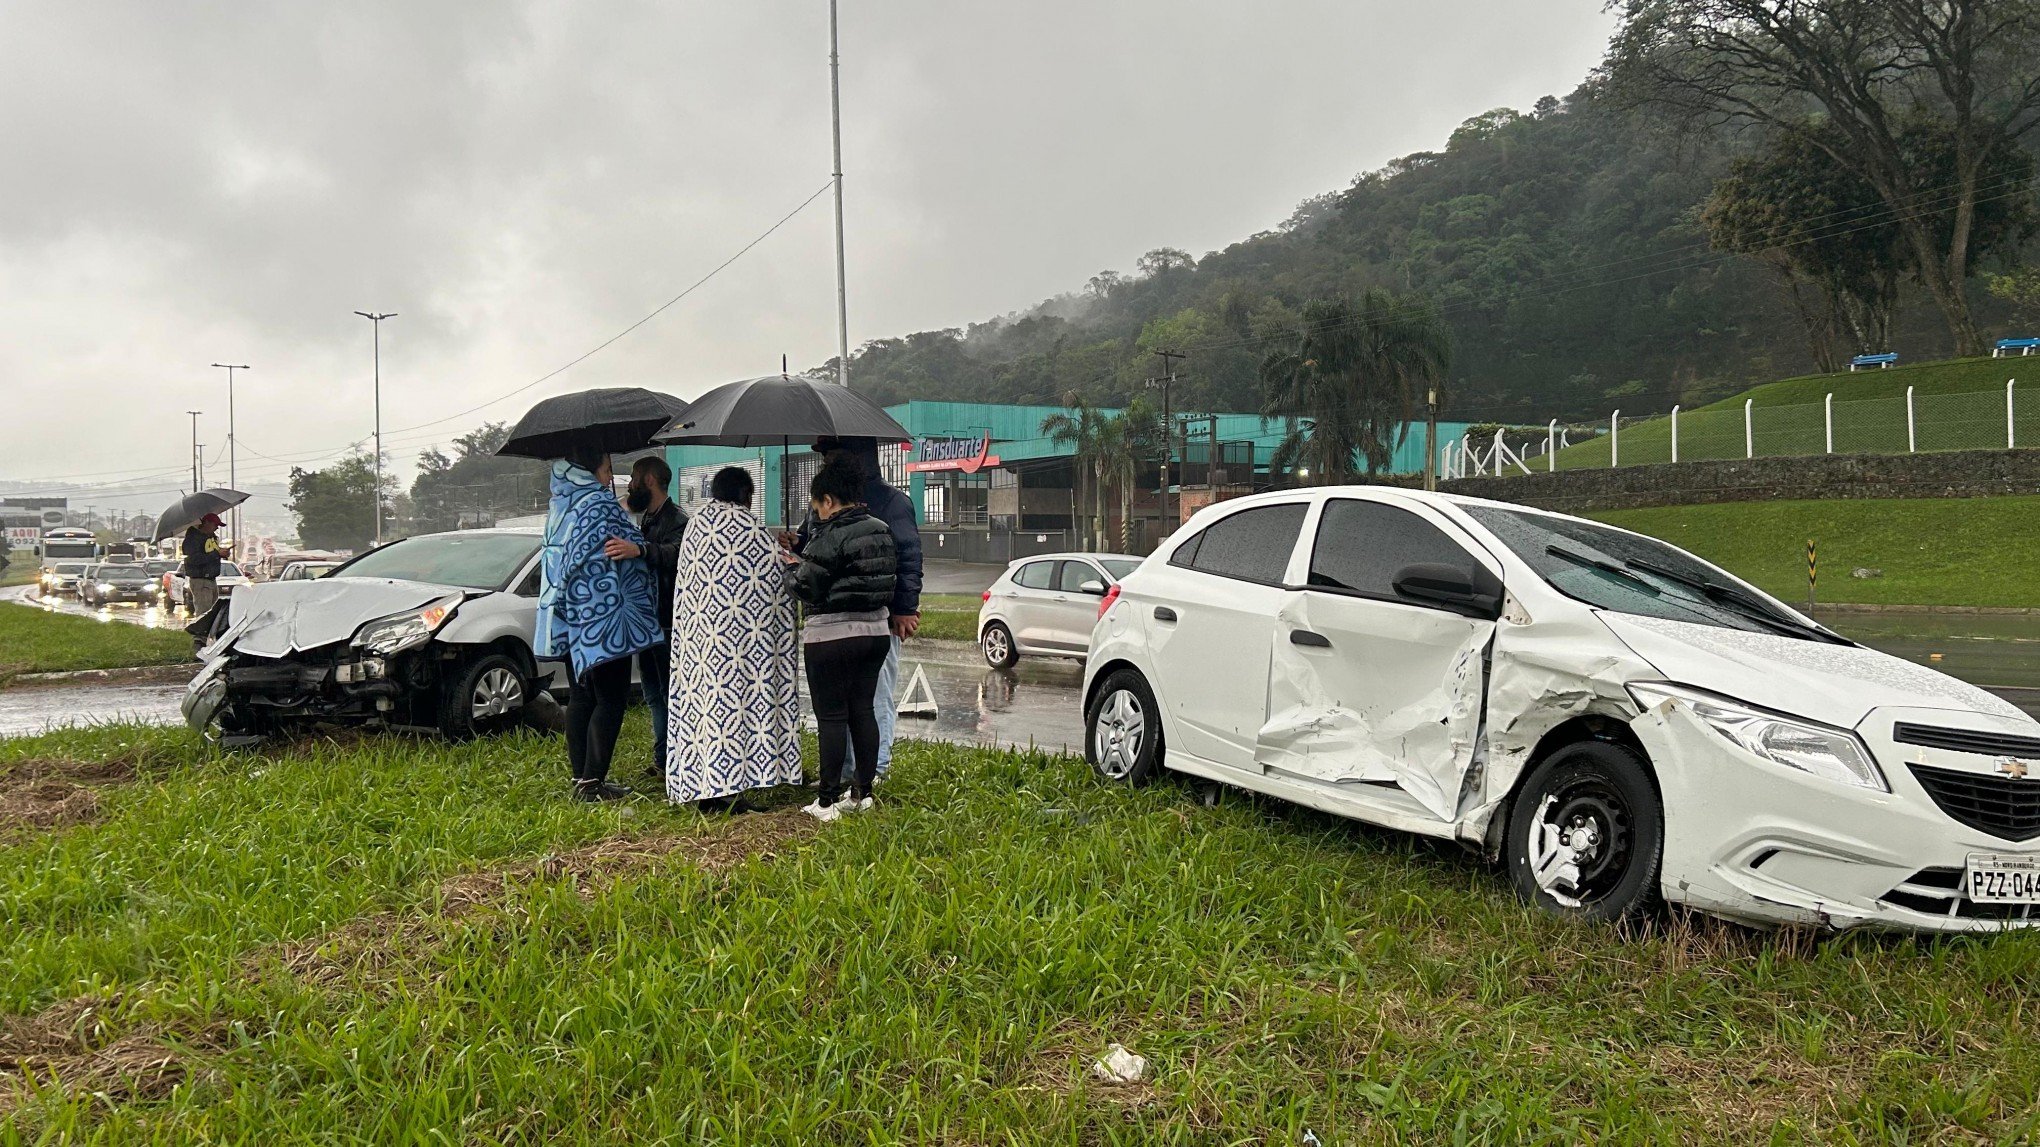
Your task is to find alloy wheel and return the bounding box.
[471,666,524,720]
[983,626,1011,665]
[1092,688,1145,779]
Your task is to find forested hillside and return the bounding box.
[830,80,2035,426]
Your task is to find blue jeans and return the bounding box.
[639,641,672,774]
[846,636,900,780]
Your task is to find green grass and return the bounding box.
[0,603,193,683]
[1551,355,2033,468]
[0,553,35,589]
[6,716,2040,1140]
[915,609,980,643]
[1592,496,2040,608]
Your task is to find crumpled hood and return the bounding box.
[225,577,466,658]
[1600,612,2030,728]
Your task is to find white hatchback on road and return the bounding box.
[977,552,1142,668]
[1084,486,2040,932]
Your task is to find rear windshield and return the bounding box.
[1099,559,1140,580]
[1461,505,1837,641]
[334,533,539,591]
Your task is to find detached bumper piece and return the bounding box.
[1883,867,2039,923]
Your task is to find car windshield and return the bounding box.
[55,564,86,575]
[334,533,539,591]
[1460,504,1842,642]
[101,566,147,582]
[219,562,243,577]
[1099,559,1140,580]
[146,561,174,574]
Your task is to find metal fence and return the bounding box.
[1444,380,2030,479]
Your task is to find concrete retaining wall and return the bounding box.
[1439,449,2040,513]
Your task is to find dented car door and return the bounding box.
[1255,497,1501,822]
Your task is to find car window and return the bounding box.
[513,563,541,597]
[1013,561,1055,590]
[1309,499,1479,599]
[1099,558,1140,580]
[1179,503,1308,585]
[1056,562,1099,593]
[332,533,541,591]
[1461,504,1819,638]
[219,563,243,577]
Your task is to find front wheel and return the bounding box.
[1085,669,1164,786]
[1504,740,1663,925]
[441,652,529,739]
[981,621,1019,669]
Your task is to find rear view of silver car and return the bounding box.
[978,552,1141,668]
[185,529,554,742]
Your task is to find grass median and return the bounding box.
[4,715,2040,1140]
[0,602,194,684]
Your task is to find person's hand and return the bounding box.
[776,530,799,551]
[891,612,920,640]
[603,537,642,560]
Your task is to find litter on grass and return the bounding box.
[1090,1043,1148,1084]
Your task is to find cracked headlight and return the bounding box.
[1628,682,1888,792]
[351,594,462,657]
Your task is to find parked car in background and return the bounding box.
[1084,486,2040,934]
[977,552,1142,668]
[81,561,163,607]
[169,561,250,613]
[277,560,344,582]
[183,528,555,741]
[40,562,91,597]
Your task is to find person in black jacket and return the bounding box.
[181,513,225,618]
[606,455,688,777]
[787,458,897,821]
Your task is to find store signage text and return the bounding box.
[908,434,999,474]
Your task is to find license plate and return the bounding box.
[1966,854,2040,904]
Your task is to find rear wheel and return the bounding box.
[1085,669,1164,786]
[1505,740,1663,924]
[981,621,1019,669]
[441,652,529,739]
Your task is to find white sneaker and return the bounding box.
[801,799,844,823]
[851,796,875,812]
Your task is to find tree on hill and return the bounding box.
[1261,291,1452,483]
[408,421,548,532]
[287,452,388,551]
[1606,0,2040,355]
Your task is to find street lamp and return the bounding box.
[354,311,397,545]
[185,411,202,491]
[211,363,249,556]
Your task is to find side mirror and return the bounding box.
[1392,562,1503,618]
[1077,579,1107,596]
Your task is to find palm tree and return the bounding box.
[1260,290,1451,483]
[1040,398,1114,549]
[1093,417,1139,551]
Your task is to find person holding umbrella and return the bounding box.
[181,513,225,619]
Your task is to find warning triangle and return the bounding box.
[896,662,938,719]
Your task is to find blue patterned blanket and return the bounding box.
[536,460,663,681]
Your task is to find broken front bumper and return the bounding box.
[1636,700,2040,933]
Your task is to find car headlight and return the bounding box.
[98,582,113,591]
[1628,682,1887,792]
[351,594,462,656]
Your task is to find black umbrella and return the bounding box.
[651,374,909,447]
[496,387,690,460]
[153,488,250,542]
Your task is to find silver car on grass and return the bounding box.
[184,528,559,741]
[977,552,1142,668]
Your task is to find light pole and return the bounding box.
[211,364,249,555]
[829,0,850,386]
[186,411,202,491]
[355,312,397,544]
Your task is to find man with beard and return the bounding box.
[605,455,689,777]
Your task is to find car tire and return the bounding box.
[1504,740,1663,925]
[441,652,529,739]
[981,621,1019,669]
[1085,668,1164,786]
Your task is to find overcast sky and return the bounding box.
[0,0,1614,513]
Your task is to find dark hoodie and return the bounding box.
[799,438,924,617]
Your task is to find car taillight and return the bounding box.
[981,590,992,602]
[1097,582,1122,619]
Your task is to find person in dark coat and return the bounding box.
[181,512,225,617]
[800,436,923,783]
[606,455,688,776]
[787,458,898,821]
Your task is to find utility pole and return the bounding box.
[211,364,249,555]
[195,444,206,486]
[186,411,202,491]
[1423,387,1439,492]
[355,312,397,545]
[829,0,850,387]
[1146,348,1185,535]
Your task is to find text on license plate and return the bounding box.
[1966,855,2040,904]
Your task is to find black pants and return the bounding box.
[566,656,633,784]
[639,641,672,772]
[803,634,892,805]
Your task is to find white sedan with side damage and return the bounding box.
[1083,486,2040,932]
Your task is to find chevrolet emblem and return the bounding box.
[1997,758,2032,780]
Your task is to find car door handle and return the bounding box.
[1290,629,1331,648]
[1153,606,1177,622]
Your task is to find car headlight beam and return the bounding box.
[351,594,462,657]
[1628,682,1888,792]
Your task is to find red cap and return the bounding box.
[200,512,223,527]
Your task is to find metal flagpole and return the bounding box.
[829,0,850,387]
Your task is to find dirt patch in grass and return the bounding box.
[0,995,222,1116]
[0,779,101,837]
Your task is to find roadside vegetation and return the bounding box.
[0,603,194,685]
[914,592,984,643]
[1593,496,2040,609]
[4,716,2040,1140]
[0,552,36,589]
